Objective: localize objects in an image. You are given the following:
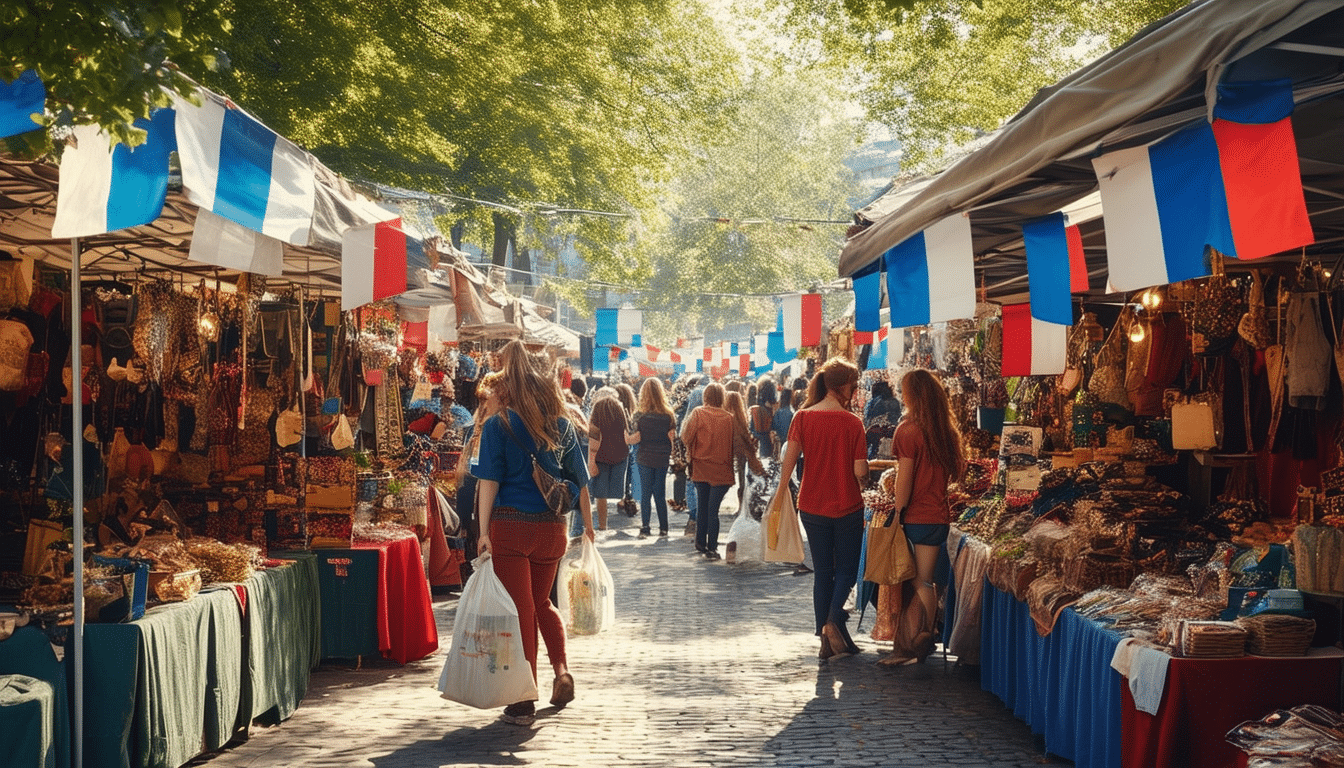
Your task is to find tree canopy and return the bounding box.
[772,0,1185,171]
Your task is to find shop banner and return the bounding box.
[52,111,175,238]
[0,70,43,139]
[171,86,316,246]
[1000,304,1067,376]
[884,213,976,328]
[1023,212,1087,325]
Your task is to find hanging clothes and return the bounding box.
[1285,292,1331,411]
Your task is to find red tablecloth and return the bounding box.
[352,537,439,663]
[1121,650,1343,768]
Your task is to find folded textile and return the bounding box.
[1111,637,1172,715]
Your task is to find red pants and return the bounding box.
[488,514,568,682]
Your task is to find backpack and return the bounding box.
[751,405,771,434]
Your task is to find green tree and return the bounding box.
[632,66,862,342]
[772,0,1183,171]
[0,1,230,147]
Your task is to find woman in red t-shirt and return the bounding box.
[888,368,966,663]
[775,358,868,660]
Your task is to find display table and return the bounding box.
[78,587,244,768]
[980,580,1125,768]
[0,626,69,768]
[313,537,437,664]
[1120,648,1344,768]
[0,673,56,768]
[241,555,320,725]
[982,580,1344,768]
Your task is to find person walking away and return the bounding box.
[771,384,795,461]
[681,383,759,560]
[883,368,965,665]
[616,382,640,516]
[586,389,628,531]
[678,375,708,533]
[474,340,594,725]
[752,378,778,461]
[863,378,903,459]
[626,378,676,537]
[775,359,868,659]
[563,383,592,542]
[725,391,766,507]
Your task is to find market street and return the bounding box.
[189,500,1055,768]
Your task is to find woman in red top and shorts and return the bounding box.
[775,358,869,659]
[888,368,965,663]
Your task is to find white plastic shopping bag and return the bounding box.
[554,537,615,635]
[437,556,538,709]
[725,509,762,564]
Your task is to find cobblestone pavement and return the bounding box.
[193,496,1059,768]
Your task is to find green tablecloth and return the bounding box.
[0,626,69,768]
[243,555,319,724]
[312,549,381,660]
[79,588,244,768]
[0,673,55,768]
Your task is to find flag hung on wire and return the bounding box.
[1000,304,1067,377]
[884,214,976,328]
[51,110,176,238]
[1022,212,1089,325]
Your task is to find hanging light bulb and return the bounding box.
[198,311,220,342]
[1141,288,1163,311]
[1129,319,1147,343]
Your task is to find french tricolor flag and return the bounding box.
[739,353,750,377]
[52,110,176,238]
[171,87,316,246]
[595,308,642,347]
[1092,79,1312,292]
[852,260,882,334]
[1000,304,1067,377]
[781,293,823,350]
[342,218,411,310]
[885,214,976,328]
[1023,212,1089,325]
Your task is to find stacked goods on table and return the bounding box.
[308,457,356,548]
[1238,614,1317,656]
[1176,621,1248,658]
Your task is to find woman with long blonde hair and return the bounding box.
[775,358,868,659]
[625,377,677,537]
[885,368,965,665]
[474,341,593,725]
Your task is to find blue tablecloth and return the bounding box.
[980,580,1125,768]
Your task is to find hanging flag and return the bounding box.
[739,353,750,377]
[171,87,316,246]
[889,326,905,366]
[1023,212,1085,325]
[1211,79,1314,260]
[753,334,769,369]
[885,214,976,328]
[427,303,457,346]
[853,260,882,334]
[593,344,610,373]
[866,326,889,371]
[766,330,791,364]
[342,217,409,310]
[190,209,284,276]
[51,110,176,238]
[0,70,44,138]
[595,308,642,347]
[782,293,823,349]
[853,330,873,344]
[1000,304,1068,376]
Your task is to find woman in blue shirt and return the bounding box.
[475,341,593,726]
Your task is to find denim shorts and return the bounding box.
[903,523,950,547]
[589,460,627,499]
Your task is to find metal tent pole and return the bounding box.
[69,236,84,768]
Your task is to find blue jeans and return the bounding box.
[638,464,669,532]
[686,476,698,514]
[799,509,864,634]
[693,481,730,552]
[627,446,641,501]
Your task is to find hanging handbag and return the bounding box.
[863,508,915,585]
[1088,311,1131,409]
[501,416,572,516]
[1171,397,1217,451]
[1239,271,1272,350]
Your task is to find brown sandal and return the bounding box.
[550,673,575,707]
